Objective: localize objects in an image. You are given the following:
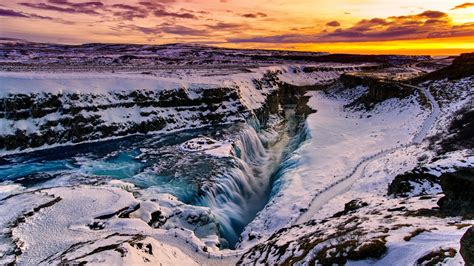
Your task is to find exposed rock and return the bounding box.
[333,199,368,217]
[416,248,457,265]
[437,168,474,217]
[0,87,242,151]
[413,52,474,82]
[436,107,474,154]
[460,226,474,265]
[388,170,439,197]
[340,73,414,109]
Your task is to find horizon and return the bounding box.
[1,0,473,55]
[0,36,469,57]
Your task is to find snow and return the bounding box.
[356,229,467,266]
[180,137,234,158]
[0,71,221,97]
[0,54,472,265]
[240,85,428,248]
[0,184,246,265]
[49,235,200,265]
[425,150,474,177]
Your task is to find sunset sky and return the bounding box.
[1,0,473,55]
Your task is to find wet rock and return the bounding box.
[14,172,58,187]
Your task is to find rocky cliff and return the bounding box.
[438,167,474,218]
[0,87,246,151]
[0,70,318,152]
[340,73,414,108]
[413,52,474,82]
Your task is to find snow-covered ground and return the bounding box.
[0,53,472,265]
[239,77,474,264]
[239,84,429,248]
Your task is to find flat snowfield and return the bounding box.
[0,71,224,96]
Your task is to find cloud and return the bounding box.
[228,10,474,43]
[110,4,148,20]
[131,1,197,19]
[18,0,197,21]
[326,21,340,27]
[206,22,245,31]
[0,8,29,17]
[48,0,104,9]
[0,7,63,21]
[153,8,196,19]
[451,2,474,10]
[19,1,102,15]
[241,12,267,18]
[115,24,209,36]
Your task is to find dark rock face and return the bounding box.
[0,74,315,152]
[340,73,414,108]
[388,170,439,197]
[461,226,474,265]
[437,168,474,217]
[333,199,368,217]
[437,107,474,154]
[0,87,243,151]
[252,71,316,128]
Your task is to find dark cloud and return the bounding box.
[153,8,196,19]
[110,4,148,20]
[115,24,209,36]
[206,22,244,31]
[125,1,197,19]
[48,0,104,9]
[0,8,29,17]
[19,0,197,21]
[326,21,340,27]
[414,10,447,19]
[0,6,75,24]
[161,25,209,35]
[241,12,267,18]
[0,7,58,20]
[19,2,101,15]
[451,2,474,10]
[228,10,474,43]
[111,4,143,11]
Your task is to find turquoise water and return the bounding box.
[0,116,308,249]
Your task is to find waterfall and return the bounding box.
[193,124,275,248]
[193,108,310,248]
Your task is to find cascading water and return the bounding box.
[194,124,277,247]
[0,102,311,250]
[191,106,310,248]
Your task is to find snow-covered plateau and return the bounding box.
[0,43,473,265]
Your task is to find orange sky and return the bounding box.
[1,0,473,55]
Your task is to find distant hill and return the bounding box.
[413,53,474,82]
